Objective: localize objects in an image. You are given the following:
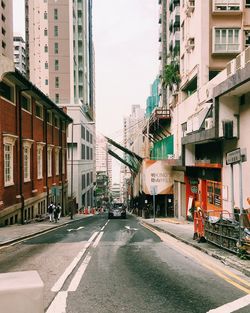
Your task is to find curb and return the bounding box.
[0,215,91,248]
[141,220,250,278]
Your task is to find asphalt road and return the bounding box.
[0,213,249,313]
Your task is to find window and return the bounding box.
[44,11,47,19]
[44,44,48,52]
[45,79,48,85]
[214,0,240,11]
[47,111,52,124]
[55,93,59,103]
[54,116,59,128]
[2,40,6,49]
[87,146,90,160]
[54,25,58,37]
[55,77,59,88]
[23,141,33,182]
[4,144,12,185]
[81,125,85,139]
[21,94,31,112]
[45,61,48,69]
[1,1,5,9]
[90,134,93,144]
[35,103,43,119]
[214,28,240,53]
[55,148,60,175]
[1,14,5,22]
[55,59,59,70]
[37,145,43,179]
[54,42,59,54]
[247,0,250,8]
[47,147,52,177]
[62,150,65,174]
[82,174,86,189]
[0,81,14,102]
[44,28,48,36]
[81,144,85,159]
[2,27,5,35]
[86,130,90,142]
[54,8,58,20]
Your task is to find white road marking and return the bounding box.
[46,291,68,313]
[101,220,109,231]
[67,253,92,292]
[67,226,84,232]
[88,231,99,243]
[207,294,250,313]
[125,225,138,231]
[51,242,90,292]
[92,231,104,248]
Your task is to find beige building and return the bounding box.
[171,0,250,218]
[25,0,96,210]
[0,0,13,60]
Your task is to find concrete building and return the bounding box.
[120,105,145,203]
[13,34,26,75]
[171,0,250,219]
[96,133,112,187]
[0,0,13,60]
[0,56,72,226]
[25,0,96,210]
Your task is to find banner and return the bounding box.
[141,159,173,195]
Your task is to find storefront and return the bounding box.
[185,165,222,217]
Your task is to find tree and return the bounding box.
[162,60,180,90]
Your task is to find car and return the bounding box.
[108,203,126,219]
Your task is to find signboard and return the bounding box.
[226,148,241,165]
[141,160,173,195]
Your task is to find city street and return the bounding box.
[0,213,249,313]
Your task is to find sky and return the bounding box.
[13,0,159,183]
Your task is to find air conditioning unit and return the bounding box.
[205,117,213,130]
[186,37,195,52]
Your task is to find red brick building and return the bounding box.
[0,67,72,226]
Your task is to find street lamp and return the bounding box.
[70,121,95,218]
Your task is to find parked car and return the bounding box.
[108,203,126,219]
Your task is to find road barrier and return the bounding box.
[0,270,44,313]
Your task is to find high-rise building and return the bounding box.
[0,0,13,59]
[25,0,96,210]
[13,34,26,75]
[121,105,145,203]
[96,133,112,187]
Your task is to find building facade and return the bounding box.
[170,0,250,219]
[25,0,96,210]
[96,133,112,187]
[13,34,26,75]
[0,57,72,226]
[0,0,13,60]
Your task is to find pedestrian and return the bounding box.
[57,203,62,220]
[48,202,55,222]
[53,205,60,223]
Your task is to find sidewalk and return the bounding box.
[140,217,250,277]
[0,214,90,247]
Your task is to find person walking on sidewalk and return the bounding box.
[53,204,60,223]
[57,203,62,220]
[48,202,55,222]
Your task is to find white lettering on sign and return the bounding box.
[226,148,241,165]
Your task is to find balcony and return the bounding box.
[212,0,242,14]
[143,107,172,140]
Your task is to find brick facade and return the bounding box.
[0,70,72,226]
